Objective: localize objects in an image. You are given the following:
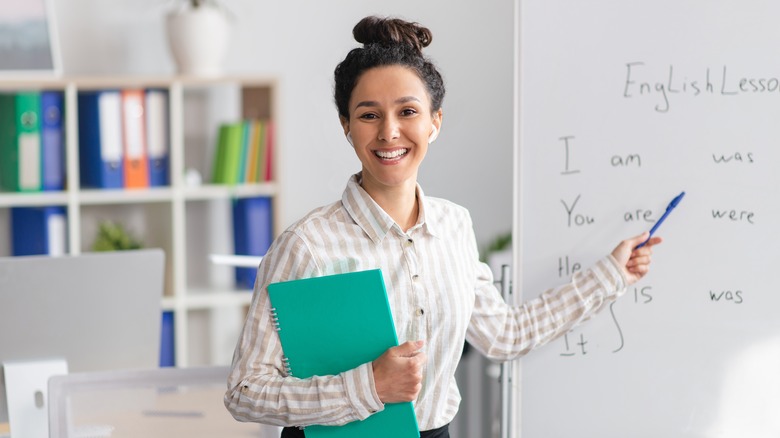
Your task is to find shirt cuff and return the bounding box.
[594,255,628,296]
[342,362,385,421]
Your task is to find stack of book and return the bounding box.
[0,91,65,192]
[78,89,170,189]
[211,119,274,185]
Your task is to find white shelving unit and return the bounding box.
[0,75,279,367]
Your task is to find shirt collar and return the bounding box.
[341,173,440,243]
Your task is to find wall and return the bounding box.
[54,0,514,250]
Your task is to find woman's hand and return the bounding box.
[611,232,663,286]
[372,340,427,403]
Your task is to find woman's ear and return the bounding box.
[339,116,353,147]
[430,109,443,143]
[428,125,439,143]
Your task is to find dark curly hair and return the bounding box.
[334,16,446,120]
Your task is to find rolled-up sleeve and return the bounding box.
[224,230,383,427]
[466,254,627,362]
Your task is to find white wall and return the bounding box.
[54,0,513,249]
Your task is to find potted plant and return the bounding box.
[166,0,231,76]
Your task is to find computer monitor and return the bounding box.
[0,249,165,428]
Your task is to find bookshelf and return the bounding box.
[0,75,279,367]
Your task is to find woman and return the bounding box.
[224,16,662,438]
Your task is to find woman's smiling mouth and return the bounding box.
[374,148,410,161]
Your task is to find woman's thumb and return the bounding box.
[396,340,424,356]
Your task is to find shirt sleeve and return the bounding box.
[464,231,628,362]
[224,230,384,426]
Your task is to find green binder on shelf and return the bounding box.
[0,92,42,192]
[267,269,420,438]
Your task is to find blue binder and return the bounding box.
[41,91,65,191]
[145,89,170,187]
[11,206,68,256]
[78,90,124,189]
[159,311,175,367]
[232,196,273,289]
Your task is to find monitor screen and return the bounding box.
[0,249,165,423]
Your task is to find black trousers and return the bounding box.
[281,423,449,438]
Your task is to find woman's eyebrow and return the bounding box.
[354,96,421,110]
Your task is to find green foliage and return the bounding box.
[480,231,512,263]
[92,221,143,252]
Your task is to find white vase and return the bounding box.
[166,6,230,77]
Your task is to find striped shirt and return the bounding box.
[224,173,627,431]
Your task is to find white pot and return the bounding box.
[166,6,230,76]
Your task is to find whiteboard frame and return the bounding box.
[510,0,523,437]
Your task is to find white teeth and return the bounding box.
[375,149,408,159]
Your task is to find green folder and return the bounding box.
[0,92,42,192]
[267,269,420,438]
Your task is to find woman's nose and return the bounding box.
[377,116,400,141]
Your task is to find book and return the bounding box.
[144,89,170,187]
[244,120,261,183]
[267,269,420,438]
[121,89,150,188]
[236,121,250,184]
[211,123,242,184]
[232,196,272,289]
[221,122,244,185]
[11,206,68,256]
[253,120,268,182]
[211,124,228,184]
[264,120,274,181]
[78,90,124,189]
[40,91,65,191]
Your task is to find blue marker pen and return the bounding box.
[636,191,685,249]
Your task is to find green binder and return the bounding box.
[0,92,42,192]
[267,269,420,438]
[0,93,16,191]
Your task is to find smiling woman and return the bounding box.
[340,65,441,231]
[224,15,662,438]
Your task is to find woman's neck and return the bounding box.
[361,179,419,232]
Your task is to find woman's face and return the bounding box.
[342,65,442,194]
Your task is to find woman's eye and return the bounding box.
[401,108,418,116]
[359,113,378,120]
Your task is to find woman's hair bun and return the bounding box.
[353,16,432,53]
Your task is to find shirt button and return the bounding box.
[406,238,413,245]
[412,274,419,281]
[416,308,425,316]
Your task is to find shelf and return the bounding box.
[161,296,177,311]
[78,187,176,205]
[0,184,278,207]
[183,183,277,201]
[209,253,263,268]
[0,191,69,207]
[187,290,253,309]
[0,75,278,368]
[161,291,252,313]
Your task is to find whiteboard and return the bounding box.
[516,1,780,437]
